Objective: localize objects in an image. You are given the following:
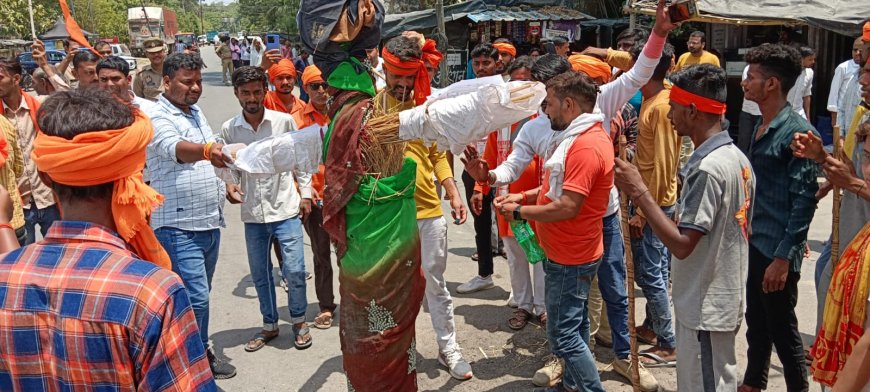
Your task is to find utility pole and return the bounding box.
[435,0,448,87]
[199,0,204,36]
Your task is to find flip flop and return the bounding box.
[639,351,676,368]
[293,325,313,350]
[313,310,333,329]
[508,309,532,330]
[245,330,278,352]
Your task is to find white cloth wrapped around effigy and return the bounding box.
[398,75,547,154]
[215,124,323,182]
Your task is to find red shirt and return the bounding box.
[535,124,614,265]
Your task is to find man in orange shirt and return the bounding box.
[263,59,303,116]
[497,71,612,392]
[291,65,335,329]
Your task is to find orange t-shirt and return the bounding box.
[292,101,330,200]
[535,124,614,265]
[474,127,542,237]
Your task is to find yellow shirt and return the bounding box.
[845,103,868,160]
[373,91,453,220]
[606,48,634,73]
[674,50,720,72]
[635,88,680,210]
[0,117,26,230]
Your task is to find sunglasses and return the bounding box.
[307,83,327,91]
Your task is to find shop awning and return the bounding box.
[627,0,869,37]
[466,6,594,23]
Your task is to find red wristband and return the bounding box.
[0,223,14,231]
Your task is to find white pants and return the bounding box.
[503,236,545,315]
[418,216,457,352]
[676,322,739,392]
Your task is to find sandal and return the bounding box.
[293,324,313,350]
[244,330,279,352]
[639,349,677,368]
[635,325,658,346]
[508,309,532,330]
[313,310,333,329]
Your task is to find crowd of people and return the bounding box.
[1,0,870,391]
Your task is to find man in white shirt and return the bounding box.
[737,65,762,153]
[786,47,816,120]
[827,37,864,133]
[95,56,157,115]
[219,66,314,352]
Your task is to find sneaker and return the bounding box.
[612,358,658,392]
[207,348,237,379]
[533,354,564,387]
[438,348,473,380]
[456,275,495,294]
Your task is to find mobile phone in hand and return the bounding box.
[668,0,698,23]
[265,34,281,52]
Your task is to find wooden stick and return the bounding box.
[509,83,534,94]
[511,93,535,103]
[832,125,842,265]
[618,135,641,392]
[27,0,37,39]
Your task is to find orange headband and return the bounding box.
[422,39,444,67]
[493,42,516,57]
[568,54,612,83]
[381,47,430,105]
[31,113,171,270]
[670,85,727,115]
[269,59,297,84]
[301,65,324,86]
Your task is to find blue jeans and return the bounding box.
[599,212,630,359]
[23,203,61,244]
[814,236,832,291]
[155,227,221,347]
[631,205,676,349]
[244,218,307,326]
[545,259,606,392]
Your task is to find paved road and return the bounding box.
[191,49,829,392]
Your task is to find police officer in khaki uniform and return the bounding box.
[133,37,167,101]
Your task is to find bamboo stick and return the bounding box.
[832,125,842,265]
[618,135,641,392]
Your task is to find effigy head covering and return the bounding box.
[568,54,612,83]
[297,0,385,91]
[31,112,171,270]
[421,39,444,67]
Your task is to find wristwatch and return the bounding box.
[513,205,522,221]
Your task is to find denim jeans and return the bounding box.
[544,258,606,392]
[815,237,833,336]
[631,205,677,349]
[244,218,307,326]
[155,227,221,347]
[23,203,61,245]
[599,212,631,359]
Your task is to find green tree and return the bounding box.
[0,0,58,38]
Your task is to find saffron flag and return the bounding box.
[58,0,99,55]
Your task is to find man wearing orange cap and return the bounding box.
[264,59,303,116]
[375,34,474,382]
[493,39,517,78]
[292,64,337,329]
[0,88,217,391]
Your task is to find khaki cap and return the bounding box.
[143,38,164,53]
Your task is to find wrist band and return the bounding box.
[0,223,14,231]
[632,189,650,204]
[203,142,215,160]
[856,182,867,196]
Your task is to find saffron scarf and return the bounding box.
[811,219,870,386]
[31,113,171,269]
[381,47,429,105]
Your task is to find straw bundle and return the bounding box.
[618,135,641,392]
[360,110,407,177]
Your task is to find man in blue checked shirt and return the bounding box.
[146,53,237,380]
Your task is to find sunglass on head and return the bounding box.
[307,83,327,90]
